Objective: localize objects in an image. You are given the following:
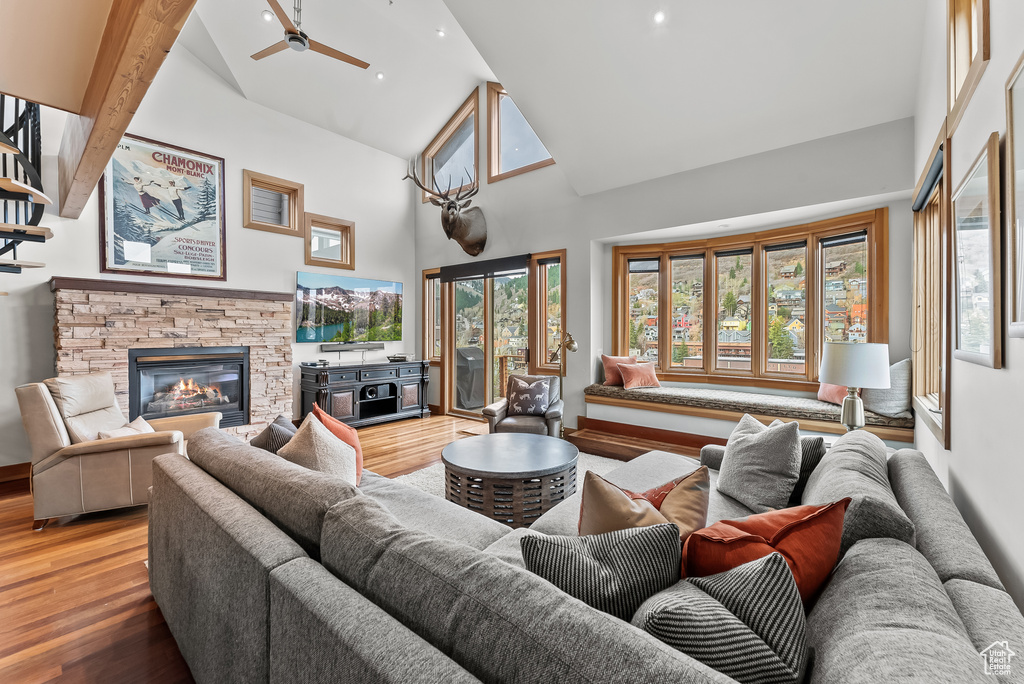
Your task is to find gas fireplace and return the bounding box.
[128,347,250,427]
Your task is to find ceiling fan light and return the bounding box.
[261,9,275,22]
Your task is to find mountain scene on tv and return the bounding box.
[295,272,403,343]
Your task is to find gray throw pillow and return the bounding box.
[861,358,912,418]
[520,523,681,620]
[278,414,358,484]
[633,553,809,684]
[507,377,551,416]
[801,430,915,556]
[250,414,297,452]
[788,436,827,506]
[716,414,801,513]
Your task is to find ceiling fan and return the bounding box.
[251,0,369,70]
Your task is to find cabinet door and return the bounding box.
[330,389,357,419]
[400,381,421,410]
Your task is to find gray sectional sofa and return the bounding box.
[148,428,1024,683]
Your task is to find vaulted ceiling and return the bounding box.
[177,0,926,196]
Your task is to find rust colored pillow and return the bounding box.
[311,404,363,484]
[817,383,857,406]
[579,467,709,543]
[618,363,661,389]
[682,498,851,603]
[601,354,637,386]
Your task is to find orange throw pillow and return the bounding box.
[311,404,363,484]
[601,354,637,386]
[682,498,850,603]
[578,467,709,543]
[817,383,857,406]
[618,362,661,389]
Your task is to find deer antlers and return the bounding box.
[402,158,478,207]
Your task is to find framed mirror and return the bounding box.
[952,132,1002,368]
[1006,49,1024,337]
[304,212,355,270]
[243,170,304,237]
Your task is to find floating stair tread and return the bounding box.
[0,141,17,155]
[0,223,53,239]
[567,428,699,461]
[0,259,45,269]
[0,178,52,205]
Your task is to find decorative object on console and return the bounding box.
[600,354,636,386]
[506,376,551,416]
[633,553,809,684]
[578,468,709,544]
[618,362,660,389]
[242,169,304,237]
[682,498,851,604]
[250,0,370,69]
[278,414,358,485]
[1007,48,1024,338]
[520,523,682,621]
[818,342,891,431]
[304,212,355,270]
[295,271,402,344]
[952,132,1003,366]
[716,414,801,513]
[403,158,487,257]
[100,134,226,280]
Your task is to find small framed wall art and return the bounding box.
[951,132,1002,368]
[100,134,226,280]
[1005,48,1024,337]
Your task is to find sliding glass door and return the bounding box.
[490,271,529,404]
[453,278,487,412]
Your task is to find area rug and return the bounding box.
[393,452,624,500]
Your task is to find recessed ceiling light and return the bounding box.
[261,9,275,22]
[436,29,446,38]
[375,71,385,80]
[653,10,666,24]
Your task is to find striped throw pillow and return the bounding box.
[250,415,297,454]
[520,523,681,620]
[632,552,808,684]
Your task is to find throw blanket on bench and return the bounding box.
[584,384,914,429]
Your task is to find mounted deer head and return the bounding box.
[403,160,487,257]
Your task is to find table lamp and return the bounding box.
[819,342,890,431]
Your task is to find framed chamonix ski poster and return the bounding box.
[100,134,226,280]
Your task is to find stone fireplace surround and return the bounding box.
[50,277,293,441]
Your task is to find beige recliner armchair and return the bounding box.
[16,371,221,529]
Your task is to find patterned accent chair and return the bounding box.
[15,371,221,530]
[482,374,562,438]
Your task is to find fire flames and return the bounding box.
[165,377,221,409]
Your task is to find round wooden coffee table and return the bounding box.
[441,433,580,528]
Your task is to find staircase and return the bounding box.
[0,95,51,284]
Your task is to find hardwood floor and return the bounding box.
[0,414,481,683]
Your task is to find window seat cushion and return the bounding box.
[583,384,914,429]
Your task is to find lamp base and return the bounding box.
[840,387,865,432]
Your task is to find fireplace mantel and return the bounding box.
[49,277,292,302]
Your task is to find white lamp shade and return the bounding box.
[819,342,890,389]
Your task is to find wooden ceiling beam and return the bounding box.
[57,0,196,219]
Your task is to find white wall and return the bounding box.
[0,46,417,467]
[912,0,1024,609]
[414,87,916,429]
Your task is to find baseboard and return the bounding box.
[0,462,30,484]
[428,404,442,415]
[576,416,727,450]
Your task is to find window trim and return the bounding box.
[486,82,555,184]
[421,88,479,204]
[303,213,355,270]
[242,169,305,237]
[947,0,990,136]
[422,268,442,366]
[529,249,567,374]
[611,209,889,391]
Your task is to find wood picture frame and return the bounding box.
[1006,48,1024,338]
[100,134,226,281]
[304,212,355,270]
[952,132,1002,367]
[242,169,305,237]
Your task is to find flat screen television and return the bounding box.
[295,271,403,344]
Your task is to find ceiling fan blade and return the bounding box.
[251,41,289,60]
[308,39,369,69]
[265,0,298,33]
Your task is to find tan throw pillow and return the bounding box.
[98,416,155,440]
[278,414,358,484]
[578,467,709,543]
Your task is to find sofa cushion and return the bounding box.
[98,416,155,440]
[320,495,736,683]
[634,553,808,684]
[943,579,1024,658]
[888,449,1005,590]
[807,538,986,684]
[861,358,913,419]
[802,430,915,556]
[250,414,297,453]
[717,414,801,513]
[187,427,359,559]
[521,524,681,620]
[278,414,358,484]
[683,499,850,603]
[44,372,128,443]
[358,471,510,549]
